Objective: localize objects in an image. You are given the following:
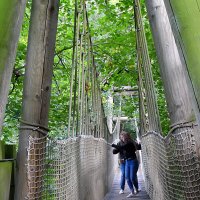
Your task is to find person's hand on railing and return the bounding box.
[111,143,117,148]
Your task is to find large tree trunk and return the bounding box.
[144,2,200,200]
[15,0,59,199]
[0,0,26,135]
[145,0,196,126]
[164,0,200,124]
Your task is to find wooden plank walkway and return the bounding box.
[103,166,150,200]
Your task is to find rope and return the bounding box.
[67,0,111,139]
[168,120,197,135]
[25,1,121,199]
[134,1,200,199]
[19,119,49,136]
[137,54,148,134]
[68,0,78,137]
[134,0,161,133]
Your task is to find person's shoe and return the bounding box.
[133,189,141,194]
[119,189,124,194]
[134,188,141,194]
[134,190,137,194]
[126,193,134,198]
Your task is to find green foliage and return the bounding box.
[89,0,137,88]
[121,120,137,139]
[2,0,170,142]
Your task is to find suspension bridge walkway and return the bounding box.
[104,166,150,200]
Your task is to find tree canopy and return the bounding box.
[2,0,170,143]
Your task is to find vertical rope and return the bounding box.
[134,0,161,133]
[68,0,77,137]
[137,55,148,134]
[68,0,109,138]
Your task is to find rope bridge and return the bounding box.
[26,0,119,199]
[134,0,200,199]
[25,0,200,199]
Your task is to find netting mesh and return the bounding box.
[27,135,113,200]
[142,128,200,200]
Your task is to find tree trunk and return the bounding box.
[164,0,200,164]
[145,2,200,199]
[164,0,200,124]
[15,0,59,199]
[145,0,196,126]
[0,0,26,135]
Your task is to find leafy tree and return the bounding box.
[2,0,170,143]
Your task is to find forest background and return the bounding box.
[2,0,170,143]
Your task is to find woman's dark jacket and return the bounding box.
[112,140,126,160]
[112,141,141,160]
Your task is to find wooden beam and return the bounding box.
[113,116,129,121]
[145,0,196,125]
[113,86,138,92]
[0,0,26,135]
[114,91,138,96]
[165,0,200,124]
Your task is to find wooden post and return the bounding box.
[145,0,196,125]
[15,0,59,199]
[164,0,200,124]
[0,161,12,200]
[107,92,113,133]
[0,0,26,135]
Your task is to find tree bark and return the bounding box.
[145,0,196,126]
[0,0,26,136]
[164,0,200,124]
[15,0,59,199]
[145,3,200,199]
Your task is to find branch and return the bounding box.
[55,45,73,55]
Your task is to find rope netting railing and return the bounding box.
[27,135,112,200]
[26,0,119,199]
[142,128,200,200]
[134,0,200,199]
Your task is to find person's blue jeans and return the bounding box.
[125,159,139,192]
[120,162,125,190]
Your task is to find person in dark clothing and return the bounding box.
[112,131,140,198]
[112,132,126,194]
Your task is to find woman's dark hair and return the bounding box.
[121,131,133,143]
[119,131,125,139]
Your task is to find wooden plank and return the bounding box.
[103,166,150,200]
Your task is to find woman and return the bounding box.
[112,131,140,198]
[112,132,126,194]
